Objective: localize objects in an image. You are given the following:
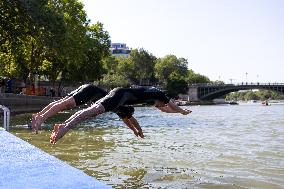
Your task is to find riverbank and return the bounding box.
[0,93,235,115]
[0,129,110,189]
[176,100,238,106]
[0,93,60,115]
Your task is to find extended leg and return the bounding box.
[50,103,105,144]
[32,96,76,133]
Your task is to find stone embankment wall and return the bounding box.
[0,93,60,115]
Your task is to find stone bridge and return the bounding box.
[188,83,284,101]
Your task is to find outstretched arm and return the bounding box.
[156,100,192,115]
[122,116,144,138]
[122,118,138,137]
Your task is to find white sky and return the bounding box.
[80,0,284,84]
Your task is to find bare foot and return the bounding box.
[32,114,44,134]
[50,124,69,144]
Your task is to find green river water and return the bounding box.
[9,103,284,188]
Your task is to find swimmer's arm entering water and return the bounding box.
[156,99,192,115]
[122,116,144,138]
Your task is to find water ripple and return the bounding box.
[10,104,284,188]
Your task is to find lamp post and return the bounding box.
[245,72,248,84]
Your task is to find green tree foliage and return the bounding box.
[154,55,190,96]
[152,55,211,96]
[100,56,133,89]
[99,73,129,90]
[0,0,110,84]
[1,0,213,95]
[0,0,30,46]
[166,73,188,97]
[243,91,259,101]
[66,22,110,82]
[116,56,134,80]
[110,49,157,86]
[225,90,283,101]
[155,55,188,84]
[102,55,118,74]
[211,80,225,85]
[0,0,68,80]
[129,48,156,85]
[187,69,210,84]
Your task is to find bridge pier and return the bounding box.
[188,87,198,101]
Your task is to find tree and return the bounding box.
[52,0,89,82]
[155,55,188,84]
[166,73,188,97]
[116,56,136,83]
[129,48,156,85]
[187,69,210,84]
[225,89,283,101]
[102,55,119,74]
[0,0,66,81]
[99,73,130,90]
[244,91,259,101]
[0,0,111,86]
[66,22,110,82]
[0,0,30,46]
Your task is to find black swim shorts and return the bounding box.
[68,84,107,106]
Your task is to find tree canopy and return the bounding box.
[225,90,284,101]
[1,0,212,97]
[0,0,110,84]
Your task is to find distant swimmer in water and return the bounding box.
[32,84,131,133]
[50,87,192,144]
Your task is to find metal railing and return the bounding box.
[189,82,284,86]
[0,105,10,131]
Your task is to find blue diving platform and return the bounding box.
[0,129,111,189]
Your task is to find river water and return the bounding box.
[10,103,284,188]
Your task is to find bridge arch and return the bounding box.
[191,83,284,101]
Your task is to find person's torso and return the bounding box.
[121,87,169,105]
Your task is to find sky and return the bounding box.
[80,0,284,84]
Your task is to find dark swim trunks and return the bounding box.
[99,87,170,112]
[68,84,107,106]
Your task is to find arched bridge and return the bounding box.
[188,83,284,101]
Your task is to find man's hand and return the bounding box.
[136,129,144,138]
[123,117,144,138]
[181,109,192,115]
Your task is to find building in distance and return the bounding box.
[110,43,131,57]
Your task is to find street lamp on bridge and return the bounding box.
[229,78,235,84]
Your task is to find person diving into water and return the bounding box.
[32,84,133,134]
[50,87,192,144]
